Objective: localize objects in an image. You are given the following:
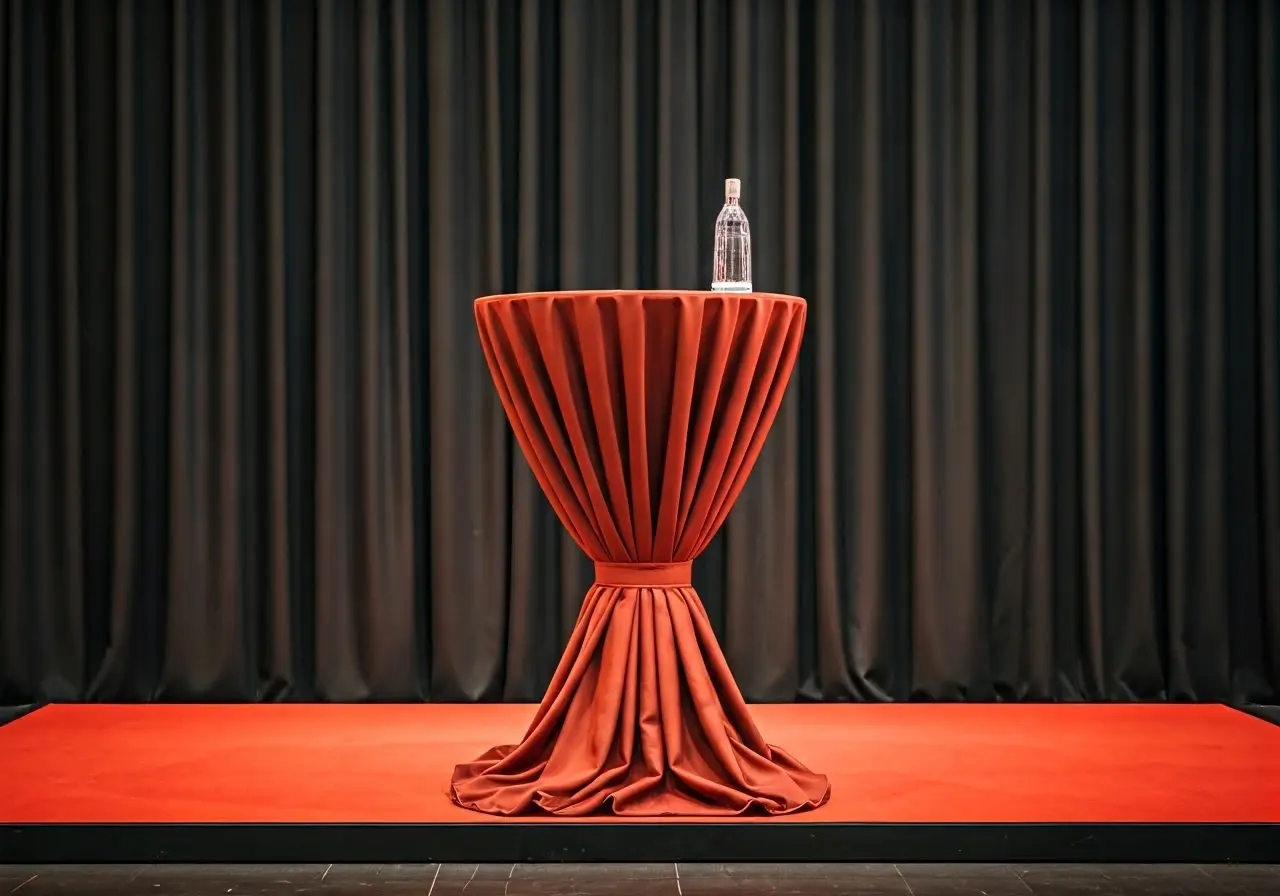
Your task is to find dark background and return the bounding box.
[1,0,1277,709]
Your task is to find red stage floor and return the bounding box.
[1,702,1277,825]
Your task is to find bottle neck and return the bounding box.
[725,197,740,207]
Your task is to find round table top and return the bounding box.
[475,289,805,306]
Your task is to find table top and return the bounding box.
[475,289,806,306]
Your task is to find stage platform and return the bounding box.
[1,702,1277,864]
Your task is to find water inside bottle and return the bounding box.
[712,178,752,292]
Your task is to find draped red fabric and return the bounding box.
[452,291,830,816]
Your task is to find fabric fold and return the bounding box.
[454,291,829,816]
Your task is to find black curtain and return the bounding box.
[2,0,1277,706]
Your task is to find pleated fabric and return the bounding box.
[452,291,829,816]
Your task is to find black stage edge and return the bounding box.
[3,822,1277,865]
[1234,703,1280,728]
[0,703,41,729]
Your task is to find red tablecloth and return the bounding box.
[451,291,830,816]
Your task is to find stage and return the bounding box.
[0,703,1277,864]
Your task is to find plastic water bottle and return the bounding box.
[711,177,752,292]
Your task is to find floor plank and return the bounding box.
[2,864,1277,895]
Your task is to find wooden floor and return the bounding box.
[1,864,1277,895]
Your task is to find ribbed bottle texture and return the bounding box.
[711,177,752,292]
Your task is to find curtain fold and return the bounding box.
[2,0,1277,707]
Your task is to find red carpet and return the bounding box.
[0,703,1277,824]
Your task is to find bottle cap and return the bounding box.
[725,178,741,200]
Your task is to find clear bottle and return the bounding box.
[711,177,752,292]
